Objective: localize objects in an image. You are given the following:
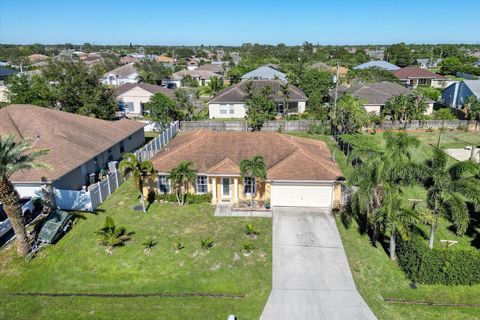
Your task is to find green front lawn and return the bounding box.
[287,131,480,319]
[0,182,272,320]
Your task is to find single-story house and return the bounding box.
[155,55,175,64]
[441,80,480,108]
[27,54,49,63]
[101,63,139,86]
[353,60,400,71]
[0,104,146,198]
[331,82,434,115]
[415,58,443,69]
[150,130,343,208]
[242,65,287,82]
[120,55,140,65]
[166,69,220,88]
[196,63,224,75]
[393,66,447,89]
[365,50,385,60]
[186,59,198,70]
[208,80,307,119]
[115,83,176,117]
[0,66,18,83]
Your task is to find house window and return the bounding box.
[418,78,428,85]
[124,102,134,112]
[220,105,228,114]
[244,177,256,195]
[228,104,235,114]
[158,175,170,193]
[196,176,208,194]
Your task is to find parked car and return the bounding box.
[0,198,35,238]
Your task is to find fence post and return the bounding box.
[98,181,102,202]
[106,175,111,196]
[115,170,119,189]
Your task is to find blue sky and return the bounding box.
[1,0,479,45]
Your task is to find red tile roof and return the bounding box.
[393,66,446,80]
[152,130,342,181]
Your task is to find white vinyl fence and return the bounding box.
[54,121,178,212]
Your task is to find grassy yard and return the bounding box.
[288,131,480,319]
[0,182,272,320]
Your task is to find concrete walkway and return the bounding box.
[260,207,377,320]
[214,203,272,217]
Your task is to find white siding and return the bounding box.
[117,87,154,116]
[208,103,246,118]
[271,182,334,208]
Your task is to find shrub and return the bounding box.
[307,122,331,135]
[396,235,480,285]
[95,216,132,254]
[245,224,259,237]
[241,241,255,254]
[200,238,214,250]
[171,241,184,251]
[142,237,157,253]
[156,193,212,204]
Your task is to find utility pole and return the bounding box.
[333,62,340,121]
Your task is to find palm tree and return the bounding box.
[95,216,132,254]
[168,161,197,206]
[239,156,267,207]
[0,134,49,256]
[199,76,224,97]
[350,132,421,245]
[374,190,418,260]
[423,148,480,248]
[280,83,290,115]
[118,153,156,213]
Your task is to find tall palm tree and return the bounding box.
[375,190,418,260]
[240,156,267,207]
[199,76,224,97]
[350,132,421,245]
[118,153,156,213]
[168,161,197,206]
[0,134,49,256]
[423,148,480,248]
[280,83,290,115]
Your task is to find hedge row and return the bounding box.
[155,193,212,204]
[396,235,480,285]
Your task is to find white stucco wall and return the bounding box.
[117,87,154,116]
[363,105,382,115]
[208,103,246,118]
[297,101,306,113]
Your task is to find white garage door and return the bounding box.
[271,183,333,208]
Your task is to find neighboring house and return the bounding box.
[120,55,140,65]
[27,54,49,63]
[353,60,400,71]
[115,83,175,117]
[82,56,102,66]
[393,66,447,89]
[155,55,175,64]
[101,63,139,86]
[331,82,434,115]
[365,49,385,60]
[150,130,343,208]
[307,62,349,76]
[0,104,145,198]
[208,80,307,119]
[167,69,220,88]
[241,66,287,82]
[415,58,443,69]
[186,60,198,70]
[231,52,241,65]
[441,80,480,108]
[0,66,18,83]
[196,63,223,75]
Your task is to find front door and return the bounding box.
[222,178,231,198]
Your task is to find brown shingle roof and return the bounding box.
[209,80,307,104]
[114,83,176,99]
[171,69,219,81]
[152,130,341,181]
[197,63,223,74]
[334,82,413,105]
[393,66,446,80]
[103,63,138,78]
[0,104,145,183]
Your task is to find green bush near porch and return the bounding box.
[156,192,212,204]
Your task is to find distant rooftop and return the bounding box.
[353,60,400,71]
[241,66,287,81]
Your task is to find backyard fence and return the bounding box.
[180,120,479,132]
[54,121,178,212]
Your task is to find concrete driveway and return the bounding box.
[260,207,377,320]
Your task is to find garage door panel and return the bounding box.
[271,184,332,208]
